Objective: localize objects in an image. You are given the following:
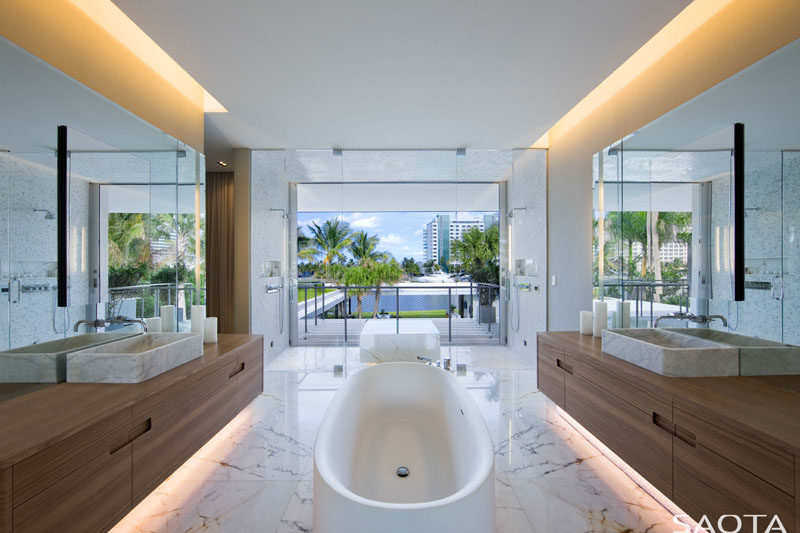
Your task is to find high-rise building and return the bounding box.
[423,214,495,268]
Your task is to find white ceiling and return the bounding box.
[113,0,690,168]
[0,37,179,153]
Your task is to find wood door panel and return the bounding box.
[565,371,673,498]
[12,407,132,506]
[12,440,131,533]
[675,402,794,496]
[131,357,238,504]
[674,437,794,531]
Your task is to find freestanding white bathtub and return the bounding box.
[313,362,495,533]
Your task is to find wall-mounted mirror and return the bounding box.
[593,38,800,344]
[0,36,205,396]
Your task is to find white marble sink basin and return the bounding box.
[67,333,203,383]
[0,333,138,383]
[664,329,800,376]
[601,328,739,377]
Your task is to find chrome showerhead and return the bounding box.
[33,208,55,220]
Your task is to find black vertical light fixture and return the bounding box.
[57,125,69,308]
[733,122,744,302]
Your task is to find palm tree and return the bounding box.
[343,265,371,318]
[371,260,403,318]
[348,231,387,265]
[108,213,149,267]
[451,225,499,277]
[303,219,352,278]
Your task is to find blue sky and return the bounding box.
[297,211,498,262]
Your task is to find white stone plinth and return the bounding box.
[359,319,440,363]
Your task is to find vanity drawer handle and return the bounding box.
[652,412,676,435]
[109,418,152,455]
[229,361,246,378]
[556,358,573,374]
[676,427,696,447]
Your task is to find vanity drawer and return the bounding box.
[12,440,131,533]
[569,346,672,421]
[674,435,794,531]
[235,338,264,412]
[12,407,132,506]
[131,356,237,503]
[537,337,565,407]
[674,401,794,496]
[566,371,673,498]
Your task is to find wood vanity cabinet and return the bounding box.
[672,402,795,531]
[11,408,133,533]
[537,337,566,408]
[0,334,263,533]
[537,332,800,532]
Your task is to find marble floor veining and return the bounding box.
[111,345,678,532]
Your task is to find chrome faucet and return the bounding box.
[654,312,727,328]
[74,316,148,333]
[417,356,433,365]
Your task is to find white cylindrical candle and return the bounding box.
[144,317,161,333]
[191,305,206,342]
[621,301,631,328]
[593,300,608,337]
[160,305,175,333]
[204,317,218,344]
[579,311,593,335]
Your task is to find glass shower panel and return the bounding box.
[8,152,60,348]
[724,150,784,339]
[0,151,8,349]
[783,151,800,345]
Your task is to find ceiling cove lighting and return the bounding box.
[539,0,733,146]
[69,0,227,113]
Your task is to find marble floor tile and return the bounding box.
[111,480,297,533]
[116,346,678,532]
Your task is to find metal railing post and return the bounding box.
[448,287,452,342]
[649,285,654,326]
[155,288,160,315]
[343,287,348,343]
[304,287,308,334]
[396,287,400,334]
[321,282,325,320]
[314,284,318,326]
[469,281,473,318]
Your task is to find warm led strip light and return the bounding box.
[556,406,701,532]
[535,0,734,147]
[69,0,226,113]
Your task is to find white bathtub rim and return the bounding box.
[314,362,495,511]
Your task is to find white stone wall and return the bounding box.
[251,150,290,362]
[707,151,800,343]
[0,152,90,350]
[506,149,548,369]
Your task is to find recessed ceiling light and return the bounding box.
[217,161,228,167]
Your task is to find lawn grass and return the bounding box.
[297,287,336,302]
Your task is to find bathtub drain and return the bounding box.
[396,467,409,478]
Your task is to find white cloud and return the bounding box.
[349,216,380,229]
[380,234,404,245]
[411,251,425,257]
[413,228,423,236]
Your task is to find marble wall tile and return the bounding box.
[507,149,547,370]
[251,151,291,362]
[1,153,90,350]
